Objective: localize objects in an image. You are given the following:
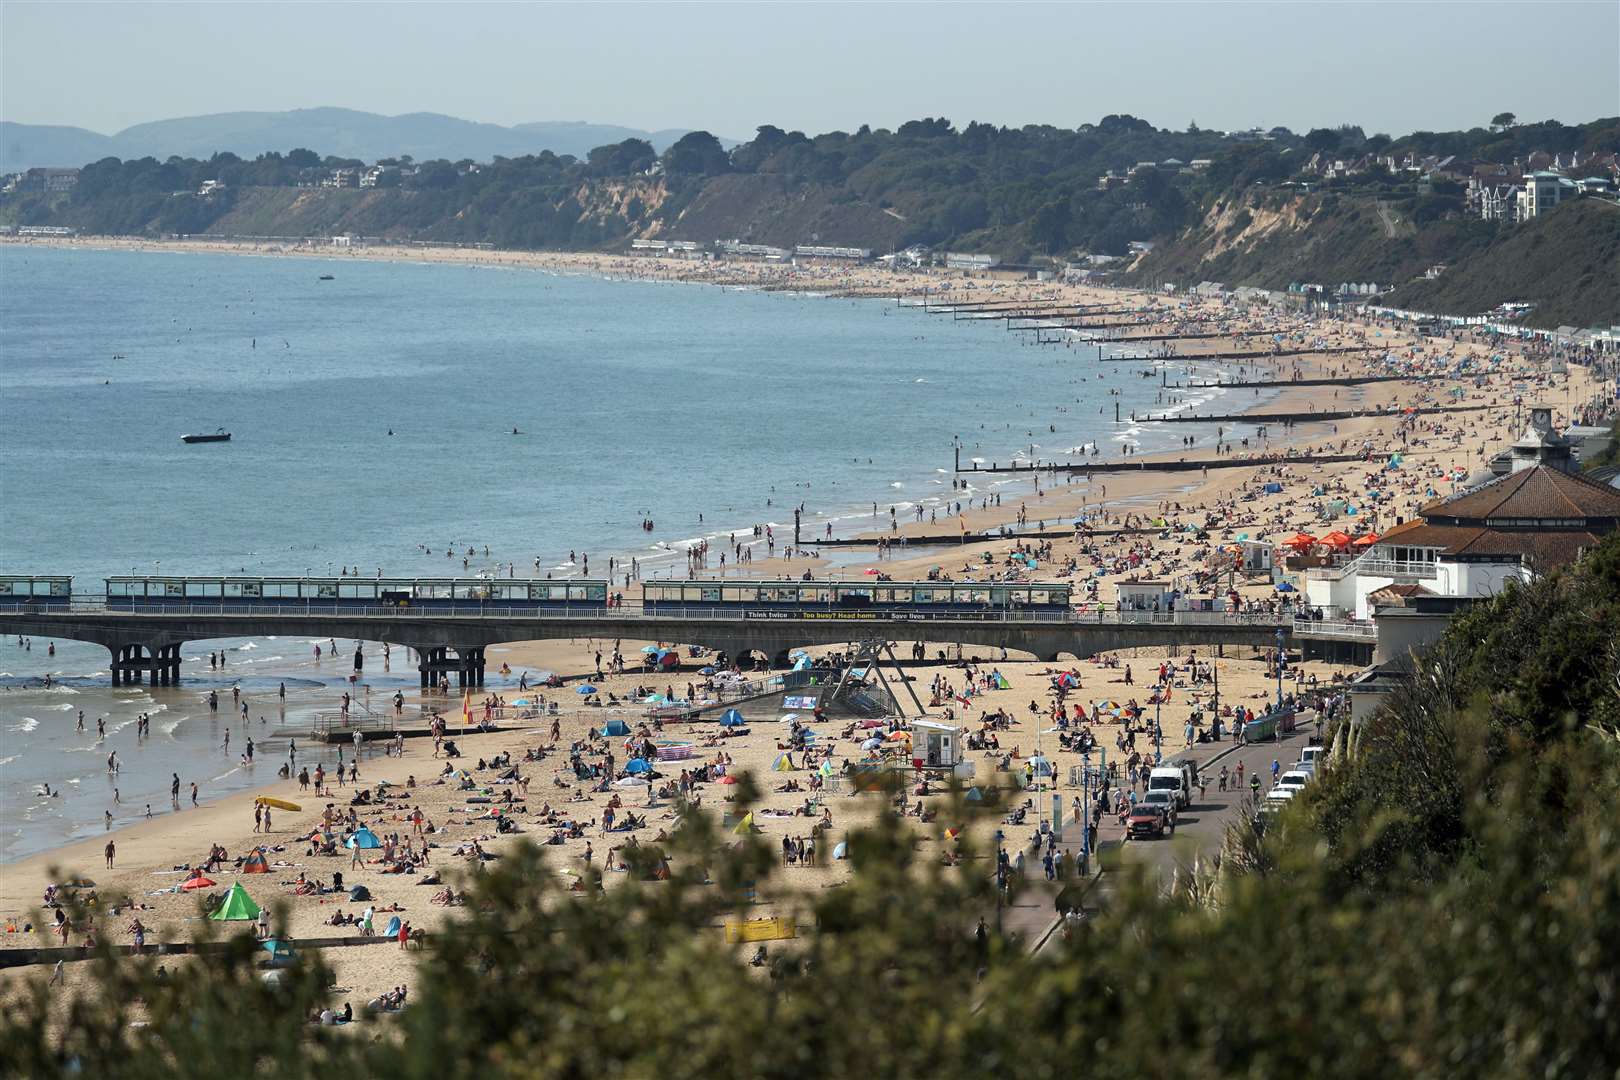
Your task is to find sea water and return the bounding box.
[0,245,1254,860]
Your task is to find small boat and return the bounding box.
[318,274,335,281]
[182,429,232,444]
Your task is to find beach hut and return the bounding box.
[241,849,270,874]
[209,882,261,922]
[601,718,631,737]
[346,826,382,850]
[719,709,746,728]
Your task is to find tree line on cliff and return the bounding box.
[3,531,1617,1078]
[5,114,1613,260]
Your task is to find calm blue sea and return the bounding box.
[0,245,1244,860]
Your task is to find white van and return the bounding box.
[1148,766,1191,809]
[1299,745,1327,770]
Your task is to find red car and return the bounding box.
[1128,804,1168,840]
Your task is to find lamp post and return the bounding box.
[1275,626,1285,711]
[1153,691,1163,765]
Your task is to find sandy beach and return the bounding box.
[2,233,1608,1015]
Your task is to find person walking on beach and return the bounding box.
[190,782,198,808]
[171,773,180,807]
[254,804,262,833]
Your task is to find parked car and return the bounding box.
[1299,745,1327,770]
[1127,804,1168,840]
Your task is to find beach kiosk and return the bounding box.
[1114,579,1176,612]
[910,718,968,774]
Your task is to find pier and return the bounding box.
[0,602,1364,680]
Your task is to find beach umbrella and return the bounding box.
[181,875,216,891]
[1283,533,1317,549]
[886,730,911,742]
[576,685,598,695]
[717,774,739,786]
[209,882,261,922]
[861,737,883,750]
[1321,531,1353,549]
[719,709,746,728]
[1352,533,1380,547]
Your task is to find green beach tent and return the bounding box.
[209,881,262,922]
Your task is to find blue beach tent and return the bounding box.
[625,757,653,774]
[719,709,746,728]
[601,719,631,737]
[346,827,382,850]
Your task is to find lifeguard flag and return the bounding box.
[462,691,471,730]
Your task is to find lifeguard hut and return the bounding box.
[911,718,969,776]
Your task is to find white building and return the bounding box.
[1516,170,1577,220]
[1303,409,1620,620]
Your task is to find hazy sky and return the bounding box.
[4,1,1616,137]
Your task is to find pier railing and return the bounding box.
[1292,617,1378,640]
[5,599,1294,631]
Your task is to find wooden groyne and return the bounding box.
[1168,374,1430,390]
[1143,403,1492,424]
[0,932,401,970]
[812,527,1157,546]
[956,452,1369,476]
[1097,345,1380,363]
[1030,326,1241,341]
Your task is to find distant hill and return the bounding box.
[0,108,724,171]
[1383,199,1620,328]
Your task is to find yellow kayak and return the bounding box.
[255,797,301,812]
